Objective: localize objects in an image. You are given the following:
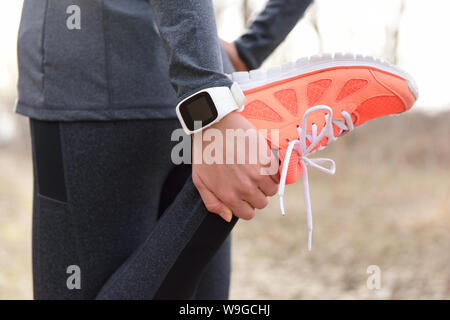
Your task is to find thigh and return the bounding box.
[153,165,233,299]
[30,118,179,299]
[159,165,232,300]
[194,235,231,300]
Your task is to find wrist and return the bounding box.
[176,82,246,135]
[229,42,249,72]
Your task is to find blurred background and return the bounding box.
[1,0,449,299]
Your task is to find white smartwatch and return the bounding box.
[176,82,246,135]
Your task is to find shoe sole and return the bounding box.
[227,53,419,99]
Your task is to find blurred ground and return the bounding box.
[0,117,32,299]
[1,111,449,299]
[230,111,450,299]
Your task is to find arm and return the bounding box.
[149,0,232,99]
[149,0,279,221]
[96,2,279,299]
[234,0,313,70]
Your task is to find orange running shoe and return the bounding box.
[228,53,418,249]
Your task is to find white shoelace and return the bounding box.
[278,105,354,250]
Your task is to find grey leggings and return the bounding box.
[30,118,237,299]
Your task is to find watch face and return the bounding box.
[179,92,218,131]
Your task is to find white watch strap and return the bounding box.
[208,86,239,119]
[207,82,246,118]
[231,82,246,112]
[176,82,246,135]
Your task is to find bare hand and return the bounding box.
[220,39,249,72]
[192,112,279,222]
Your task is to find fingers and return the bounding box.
[226,197,255,221]
[193,173,232,222]
[257,175,278,197]
[260,167,280,184]
[250,160,279,197]
[259,145,280,184]
[194,171,256,221]
[242,186,268,210]
[222,205,233,222]
[270,172,280,184]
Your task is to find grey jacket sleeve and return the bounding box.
[149,0,233,100]
[234,0,313,70]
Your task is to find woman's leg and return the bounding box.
[31,118,236,299]
[154,164,232,300]
[31,118,179,299]
[193,236,231,300]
